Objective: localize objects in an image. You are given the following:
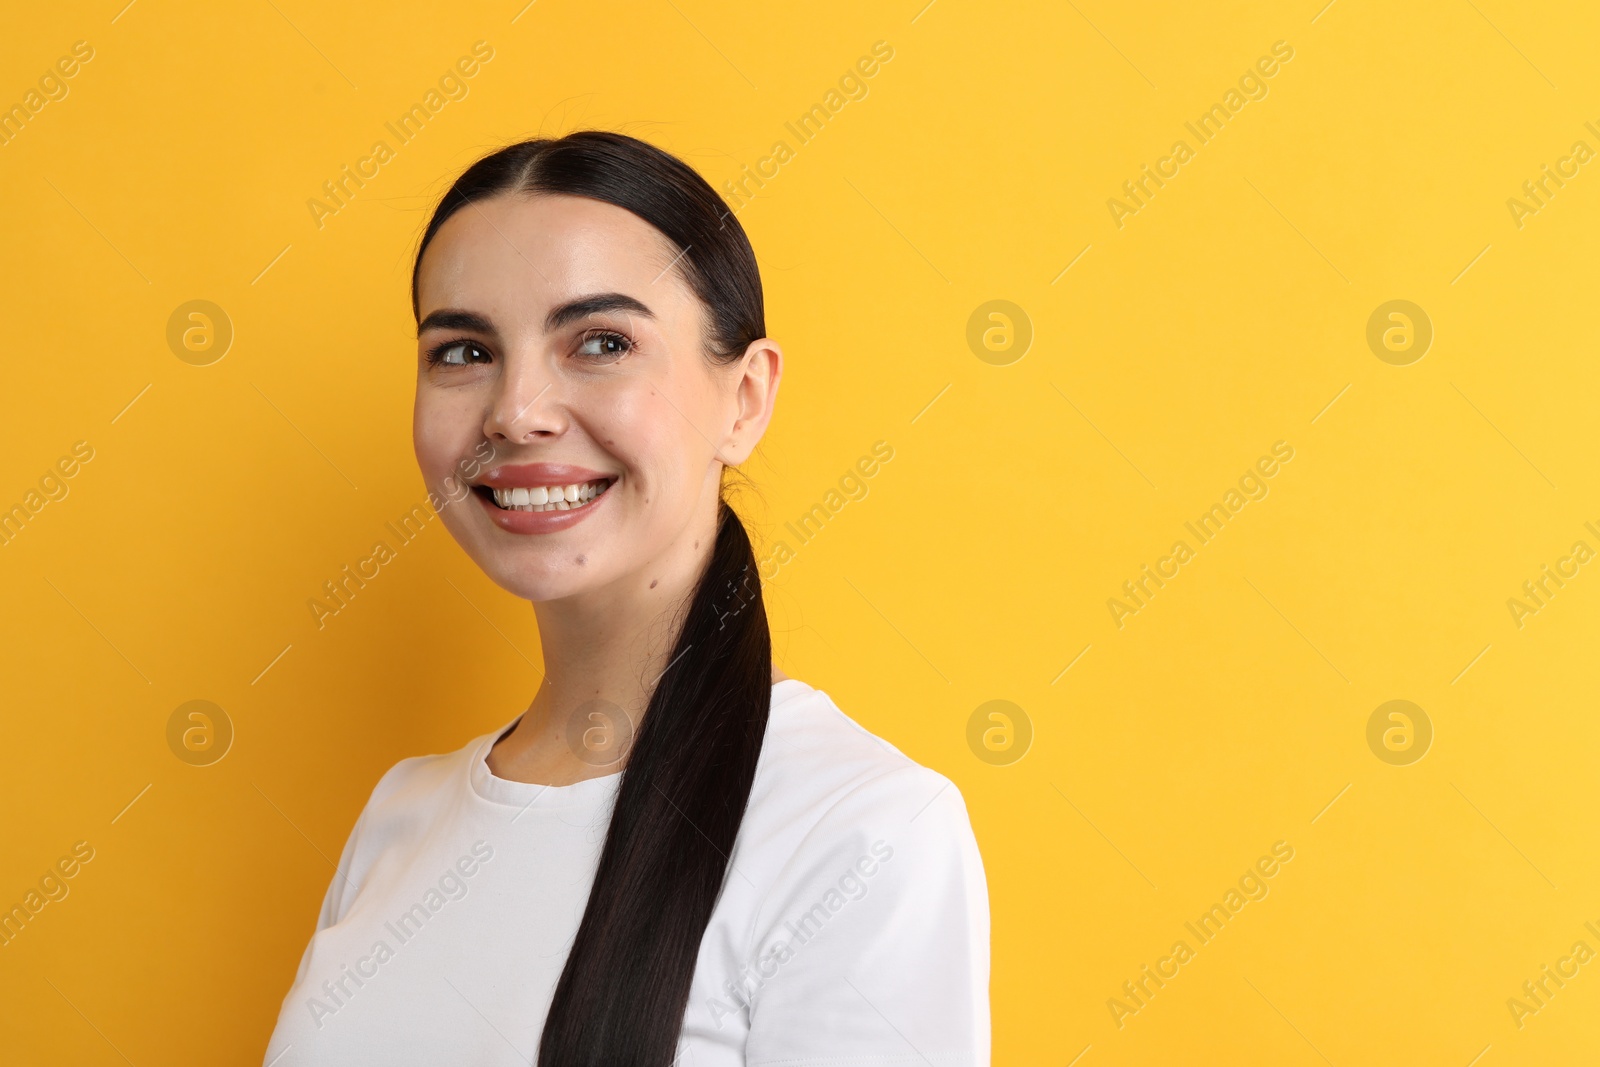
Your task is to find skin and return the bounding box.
[414,192,785,787]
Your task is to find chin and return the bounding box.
[482,559,603,603]
[444,527,593,599]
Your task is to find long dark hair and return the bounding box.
[413,131,772,1065]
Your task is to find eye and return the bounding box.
[576,330,633,362]
[427,340,492,367]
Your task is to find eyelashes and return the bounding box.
[575,329,634,361]
[422,330,635,367]
[424,339,492,367]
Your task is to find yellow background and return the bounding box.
[2,0,1598,1063]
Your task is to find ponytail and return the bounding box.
[539,498,769,1064]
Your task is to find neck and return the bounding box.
[531,567,701,730]
[489,499,723,786]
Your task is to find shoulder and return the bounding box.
[742,679,986,907]
[338,729,494,864]
[298,731,484,930]
[698,681,990,1060]
[364,733,482,812]
[756,678,961,816]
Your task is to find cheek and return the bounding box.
[604,387,714,486]
[413,388,481,481]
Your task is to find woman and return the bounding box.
[264,131,989,1066]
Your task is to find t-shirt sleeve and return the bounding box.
[280,765,394,991]
[743,765,991,1066]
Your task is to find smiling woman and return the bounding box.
[262,131,990,1067]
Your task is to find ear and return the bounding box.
[719,337,782,466]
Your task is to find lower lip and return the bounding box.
[475,483,614,534]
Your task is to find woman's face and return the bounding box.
[412,192,778,602]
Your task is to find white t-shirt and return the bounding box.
[264,677,990,1066]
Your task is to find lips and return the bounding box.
[471,462,618,534]
[477,462,613,488]
[487,478,611,511]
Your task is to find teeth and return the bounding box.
[490,479,612,512]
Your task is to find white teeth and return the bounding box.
[489,479,612,512]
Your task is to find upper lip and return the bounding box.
[476,463,616,489]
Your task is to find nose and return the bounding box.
[483,358,563,443]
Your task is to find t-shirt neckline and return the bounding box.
[467,679,811,810]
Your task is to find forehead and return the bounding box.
[416,192,692,326]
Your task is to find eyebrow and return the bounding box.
[416,293,655,338]
[544,293,654,332]
[417,309,495,336]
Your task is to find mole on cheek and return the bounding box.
[649,579,658,589]
[576,555,586,565]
